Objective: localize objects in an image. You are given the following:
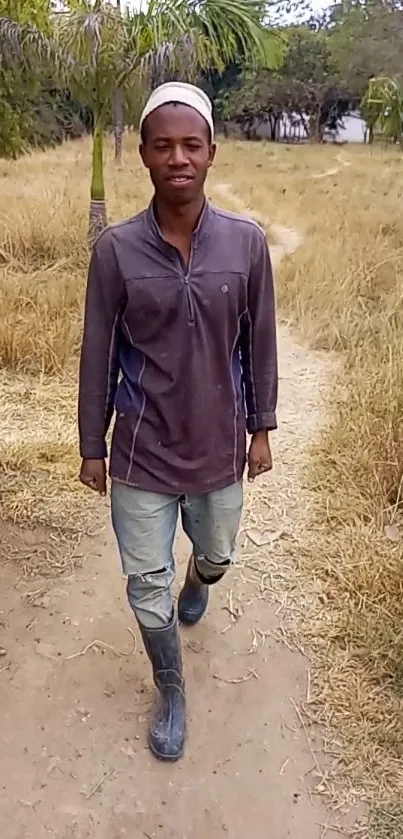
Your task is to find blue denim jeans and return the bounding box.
[111,481,243,628]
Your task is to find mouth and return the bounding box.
[166,175,194,187]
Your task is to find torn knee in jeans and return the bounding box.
[126,569,173,628]
[194,554,231,585]
[126,568,168,603]
[127,567,166,584]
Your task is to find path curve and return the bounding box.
[214,181,303,266]
[0,190,350,839]
[312,152,352,180]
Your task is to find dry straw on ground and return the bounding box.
[1,136,403,832]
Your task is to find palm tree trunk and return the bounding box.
[88,116,107,245]
[113,87,124,164]
[113,0,124,164]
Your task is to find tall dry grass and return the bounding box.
[216,142,403,822]
[222,143,403,822]
[0,139,152,530]
[1,136,403,825]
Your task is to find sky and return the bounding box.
[310,0,332,9]
[123,0,335,18]
[279,0,333,22]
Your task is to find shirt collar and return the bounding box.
[146,198,213,248]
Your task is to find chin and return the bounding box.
[166,188,198,206]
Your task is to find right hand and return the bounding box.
[80,458,107,496]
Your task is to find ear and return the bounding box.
[139,143,148,168]
[208,143,217,168]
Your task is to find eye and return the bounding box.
[187,142,202,151]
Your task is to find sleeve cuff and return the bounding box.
[80,439,108,459]
[247,412,277,434]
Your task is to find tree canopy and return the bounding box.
[1,0,287,237]
[213,0,403,141]
[1,0,403,159]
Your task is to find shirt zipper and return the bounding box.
[182,246,195,325]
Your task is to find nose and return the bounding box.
[168,143,188,167]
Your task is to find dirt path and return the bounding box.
[312,152,352,180]
[0,193,353,839]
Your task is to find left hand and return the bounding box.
[248,431,273,482]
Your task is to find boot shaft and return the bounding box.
[137,615,186,761]
[138,615,184,693]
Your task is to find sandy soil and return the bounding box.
[0,197,357,839]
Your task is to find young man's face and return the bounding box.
[140,103,216,206]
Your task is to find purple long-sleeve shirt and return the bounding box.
[78,201,278,494]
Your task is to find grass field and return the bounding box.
[1,135,403,832]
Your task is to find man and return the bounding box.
[78,82,277,762]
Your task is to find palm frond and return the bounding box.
[2,0,284,126]
[158,0,284,69]
[118,0,284,97]
[0,17,23,60]
[54,5,121,65]
[0,16,58,71]
[366,76,403,140]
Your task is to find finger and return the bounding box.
[95,475,107,495]
[248,462,259,482]
[248,459,272,481]
[258,462,271,473]
[80,475,99,492]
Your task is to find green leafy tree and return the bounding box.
[1,0,283,242]
[217,26,340,142]
[281,28,338,141]
[360,86,381,144]
[0,70,33,157]
[0,0,53,156]
[329,0,403,97]
[365,76,403,145]
[216,67,287,138]
[0,0,52,30]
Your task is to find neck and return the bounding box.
[154,193,206,238]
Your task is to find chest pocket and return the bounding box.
[189,271,248,317]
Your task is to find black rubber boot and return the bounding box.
[138,615,186,761]
[178,555,211,626]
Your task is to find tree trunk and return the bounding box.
[88,118,107,246]
[113,0,124,164]
[113,87,124,163]
[308,109,323,143]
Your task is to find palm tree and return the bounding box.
[1,0,283,243]
[113,0,124,164]
[365,77,403,147]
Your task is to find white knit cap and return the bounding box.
[140,82,214,140]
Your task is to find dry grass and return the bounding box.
[1,135,403,830]
[235,146,402,821]
[203,142,403,825]
[233,146,403,825]
[0,372,100,530]
[0,138,153,531]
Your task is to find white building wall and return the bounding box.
[252,110,368,143]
